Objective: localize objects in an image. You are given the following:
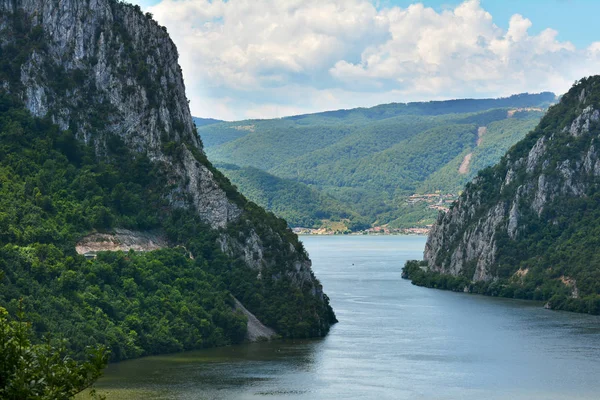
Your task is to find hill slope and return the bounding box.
[200,95,553,229]
[405,76,600,315]
[193,116,224,128]
[216,164,368,230]
[0,0,335,361]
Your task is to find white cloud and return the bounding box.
[146,0,600,120]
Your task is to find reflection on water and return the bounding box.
[96,339,325,399]
[91,236,600,400]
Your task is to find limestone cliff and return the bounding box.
[419,77,600,313]
[0,0,335,334]
[0,0,240,227]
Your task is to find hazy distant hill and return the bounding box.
[216,164,369,230]
[198,93,555,230]
[193,117,224,127]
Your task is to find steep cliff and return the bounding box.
[408,77,600,314]
[0,0,237,227]
[0,0,335,359]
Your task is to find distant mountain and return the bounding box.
[216,164,369,230]
[199,93,555,230]
[405,76,600,315]
[193,117,224,127]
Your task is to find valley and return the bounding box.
[1,0,600,398]
[199,97,554,232]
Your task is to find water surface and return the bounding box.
[94,235,600,399]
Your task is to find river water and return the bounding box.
[93,235,600,399]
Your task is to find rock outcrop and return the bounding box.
[0,0,241,228]
[75,229,167,255]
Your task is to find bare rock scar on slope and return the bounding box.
[477,126,487,146]
[458,153,473,174]
[75,229,168,255]
[458,126,486,174]
[233,297,277,341]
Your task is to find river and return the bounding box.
[92,235,600,399]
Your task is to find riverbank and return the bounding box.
[402,260,600,316]
[292,227,430,236]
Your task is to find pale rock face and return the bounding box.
[507,200,519,239]
[557,160,585,196]
[526,137,546,173]
[568,105,600,137]
[218,230,265,271]
[532,174,549,216]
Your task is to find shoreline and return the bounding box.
[297,232,429,237]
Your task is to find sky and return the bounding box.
[129,0,600,121]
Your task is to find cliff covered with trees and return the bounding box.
[405,77,600,314]
[0,0,335,362]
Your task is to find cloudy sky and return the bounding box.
[130,0,600,121]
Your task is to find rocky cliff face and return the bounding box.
[424,77,600,298]
[0,0,334,333]
[0,0,241,228]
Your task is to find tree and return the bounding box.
[0,306,109,399]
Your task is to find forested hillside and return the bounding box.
[0,0,336,365]
[200,94,554,230]
[405,76,600,315]
[216,164,369,230]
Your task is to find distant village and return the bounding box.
[406,192,458,212]
[293,192,458,236]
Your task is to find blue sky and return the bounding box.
[131,0,600,120]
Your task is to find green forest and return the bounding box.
[199,94,553,230]
[0,94,335,366]
[215,164,370,230]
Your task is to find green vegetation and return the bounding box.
[0,305,109,399]
[0,2,335,395]
[216,164,369,230]
[0,94,334,365]
[404,77,600,315]
[418,111,543,193]
[199,94,553,229]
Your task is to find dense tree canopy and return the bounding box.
[0,94,335,365]
[0,304,109,399]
